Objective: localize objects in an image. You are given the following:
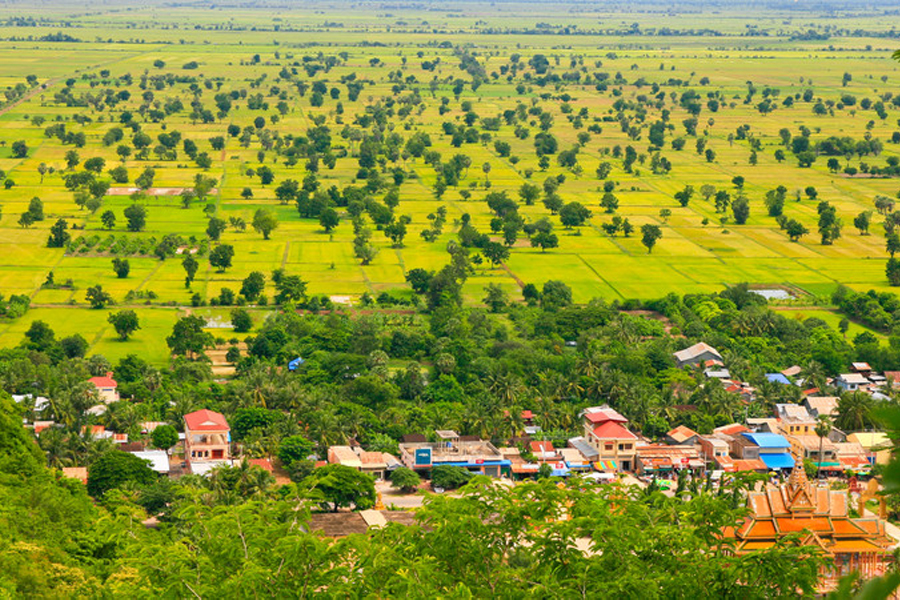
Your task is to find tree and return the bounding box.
[814,416,832,480]
[431,465,473,490]
[836,391,874,431]
[231,308,252,333]
[559,202,591,228]
[87,450,155,497]
[311,464,377,512]
[46,219,70,248]
[483,283,508,312]
[541,280,572,311]
[482,242,510,267]
[278,435,315,468]
[240,271,266,301]
[206,217,227,241]
[252,208,279,239]
[384,216,411,247]
[641,224,662,253]
[390,467,421,493]
[11,140,27,158]
[731,196,750,225]
[272,269,308,304]
[530,231,559,252]
[60,334,89,359]
[182,254,199,286]
[319,207,339,232]
[150,424,177,450]
[209,244,235,272]
[112,258,130,279]
[887,257,900,286]
[108,310,140,341]
[817,201,842,245]
[600,193,619,214]
[853,211,871,235]
[123,203,147,232]
[167,315,213,359]
[674,185,694,207]
[785,219,809,242]
[101,210,116,230]
[85,285,112,309]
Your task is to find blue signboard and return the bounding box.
[414,448,432,466]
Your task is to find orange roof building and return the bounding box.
[725,462,891,589]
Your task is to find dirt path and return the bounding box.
[0,77,64,119]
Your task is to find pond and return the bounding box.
[750,289,794,301]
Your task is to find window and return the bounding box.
[604,443,614,451]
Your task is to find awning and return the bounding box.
[594,460,618,471]
[565,462,591,470]
[813,461,843,471]
[760,453,795,470]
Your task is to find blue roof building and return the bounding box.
[741,432,794,470]
[764,373,792,386]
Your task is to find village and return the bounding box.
[9,340,900,590]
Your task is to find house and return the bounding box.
[851,362,873,375]
[781,365,802,378]
[306,511,415,538]
[581,406,638,472]
[836,373,869,392]
[88,372,119,404]
[11,394,50,413]
[673,342,723,368]
[723,465,891,590]
[788,435,839,474]
[183,409,231,472]
[698,435,731,468]
[746,417,780,434]
[775,403,817,435]
[61,467,88,484]
[847,433,892,466]
[635,444,702,475]
[398,431,508,477]
[804,396,839,420]
[740,432,794,471]
[833,442,872,474]
[559,448,591,472]
[501,447,540,479]
[327,446,363,469]
[665,425,699,446]
[714,423,749,437]
[130,450,170,474]
[530,440,561,461]
[765,373,793,386]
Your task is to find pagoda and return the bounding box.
[726,460,893,588]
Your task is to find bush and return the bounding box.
[390,467,421,493]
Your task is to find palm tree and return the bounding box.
[814,415,833,480]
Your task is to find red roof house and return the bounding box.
[88,372,119,404]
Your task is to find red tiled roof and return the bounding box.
[716,423,749,436]
[88,375,117,389]
[183,409,229,432]
[584,408,628,424]
[591,421,637,440]
[249,458,274,473]
[733,459,767,472]
[530,441,554,453]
